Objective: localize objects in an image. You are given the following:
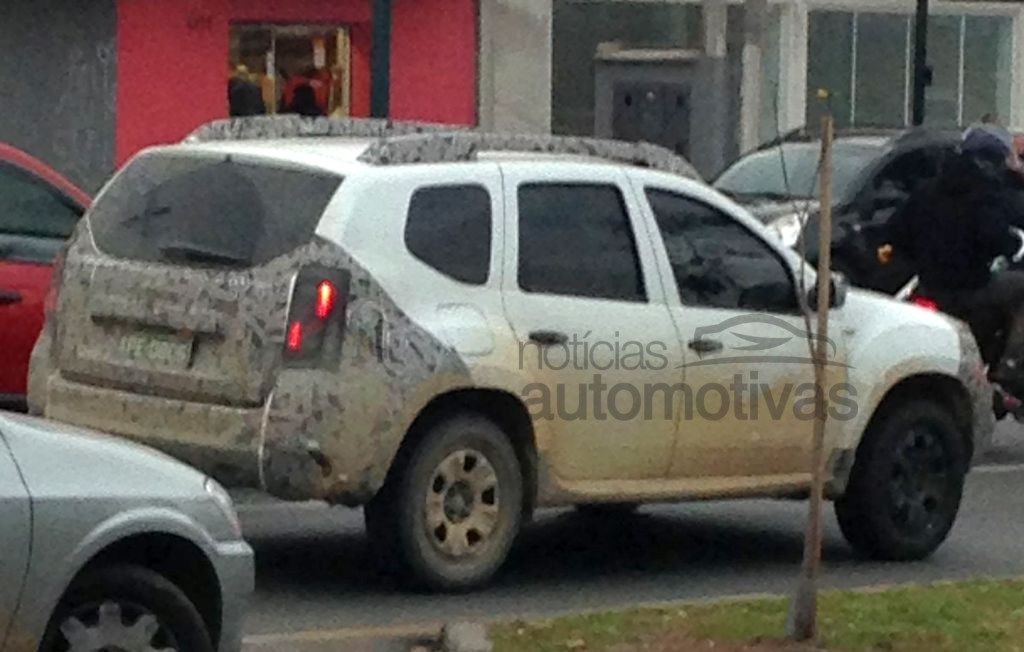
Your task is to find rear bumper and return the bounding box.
[39,374,381,504]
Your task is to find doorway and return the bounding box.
[229,24,352,117]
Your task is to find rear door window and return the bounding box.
[88,152,342,267]
[517,183,646,302]
[405,184,492,284]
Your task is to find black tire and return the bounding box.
[365,413,523,592]
[39,564,213,652]
[835,400,967,561]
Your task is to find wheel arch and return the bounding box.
[62,532,223,649]
[860,373,974,466]
[385,387,538,517]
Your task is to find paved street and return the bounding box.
[237,422,1024,649]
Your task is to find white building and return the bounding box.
[479,0,1024,175]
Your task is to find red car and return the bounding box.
[0,144,90,409]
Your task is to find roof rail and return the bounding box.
[356,131,701,180]
[184,115,471,143]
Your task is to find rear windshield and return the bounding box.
[88,151,342,267]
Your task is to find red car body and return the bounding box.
[0,144,90,408]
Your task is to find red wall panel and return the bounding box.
[116,0,477,166]
[390,0,477,125]
[116,0,230,165]
[229,0,371,24]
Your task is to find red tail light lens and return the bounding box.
[286,321,304,352]
[283,267,350,366]
[912,295,939,312]
[315,280,337,319]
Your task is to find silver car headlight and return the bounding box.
[768,212,804,249]
[205,477,243,539]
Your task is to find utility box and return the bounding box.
[594,45,733,178]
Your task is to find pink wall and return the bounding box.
[116,0,477,166]
[116,0,231,164]
[390,0,477,125]
[230,0,371,23]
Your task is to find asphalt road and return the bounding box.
[238,422,1024,648]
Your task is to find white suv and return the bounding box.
[30,116,994,591]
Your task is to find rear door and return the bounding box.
[499,163,686,482]
[56,151,343,406]
[0,161,83,401]
[0,428,30,648]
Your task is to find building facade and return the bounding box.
[0,0,478,192]
[4,0,1021,191]
[479,0,1024,177]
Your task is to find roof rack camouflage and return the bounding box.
[356,131,702,180]
[184,115,471,142]
[184,116,700,180]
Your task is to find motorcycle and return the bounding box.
[893,227,1024,421]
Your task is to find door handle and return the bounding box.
[529,330,569,346]
[688,338,723,354]
[0,290,22,306]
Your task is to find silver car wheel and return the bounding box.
[60,600,177,652]
[424,448,500,558]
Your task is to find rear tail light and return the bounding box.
[283,267,350,366]
[911,295,940,312]
[315,280,337,319]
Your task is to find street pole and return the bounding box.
[911,0,930,126]
[786,98,834,643]
[370,0,392,118]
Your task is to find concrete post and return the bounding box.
[740,0,768,152]
[477,0,552,133]
[692,0,730,177]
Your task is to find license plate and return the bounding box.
[118,332,194,369]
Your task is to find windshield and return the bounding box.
[714,142,883,203]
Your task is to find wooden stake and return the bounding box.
[786,109,835,643]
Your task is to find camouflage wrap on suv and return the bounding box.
[31,232,473,504]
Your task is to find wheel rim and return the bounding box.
[424,448,501,558]
[887,424,952,538]
[58,600,179,652]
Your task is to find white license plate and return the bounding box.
[118,332,194,369]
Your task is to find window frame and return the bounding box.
[643,184,803,315]
[0,160,84,240]
[804,8,1017,129]
[514,180,650,304]
[403,182,494,286]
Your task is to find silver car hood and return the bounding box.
[0,411,206,498]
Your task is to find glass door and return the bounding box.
[229,24,351,117]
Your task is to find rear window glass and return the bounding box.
[89,151,342,267]
[405,184,492,284]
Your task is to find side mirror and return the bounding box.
[807,272,849,311]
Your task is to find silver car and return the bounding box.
[0,411,253,652]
